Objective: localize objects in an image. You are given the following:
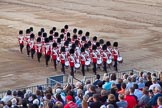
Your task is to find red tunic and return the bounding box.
[69,55,75,67]
[80,53,86,65]
[60,53,65,64]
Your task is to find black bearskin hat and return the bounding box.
[102,44,107,50]
[54,32,59,37]
[71,43,76,50]
[81,36,86,41]
[61,28,65,33]
[84,43,89,49]
[70,48,74,54]
[92,45,97,50]
[85,32,90,36]
[64,25,69,29]
[45,38,49,43]
[49,35,53,41]
[30,33,35,39]
[52,42,57,47]
[113,42,118,47]
[81,47,85,52]
[106,41,111,46]
[67,32,70,38]
[88,41,91,47]
[96,42,100,47]
[52,27,56,31]
[57,38,61,43]
[49,29,53,34]
[61,46,65,52]
[40,28,44,33]
[73,35,77,40]
[37,37,41,42]
[73,28,77,34]
[67,38,71,43]
[99,39,104,45]
[29,27,33,32]
[38,31,42,37]
[26,29,30,34]
[78,30,83,35]
[60,34,64,39]
[64,40,69,47]
[93,36,97,41]
[19,30,23,35]
[43,32,47,38]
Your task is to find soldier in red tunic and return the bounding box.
[52,42,58,70]
[68,48,75,77]
[112,42,119,71]
[25,29,31,56]
[29,33,35,59]
[102,44,108,73]
[44,37,51,67]
[91,45,97,75]
[60,46,66,74]
[80,47,86,76]
[18,30,24,53]
[35,37,42,62]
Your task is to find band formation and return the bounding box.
[18,25,123,77]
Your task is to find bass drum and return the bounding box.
[97,59,102,65]
[107,59,112,65]
[75,63,80,69]
[117,56,123,63]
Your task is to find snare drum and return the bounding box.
[106,59,112,65]
[117,56,123,63]
[75,63,80,69]
[85,60,90,66]
[65,61,69,67]
[97,59,102,65]
[57,57,60,62]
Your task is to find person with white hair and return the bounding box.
[149,86,162,107]
[149,77,161,90]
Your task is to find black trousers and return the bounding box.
[31,49,35,59]
[26,45,30,56]
[53,59,57,70]
[103,62,107,73]
[61,63,65,74]
[45,55,50,66]
[93,63,97,75]
[19,44,24,53]
[71,66,74,77]
[82,65,85,76]
[114,60,118,71]
[37,52,42,62]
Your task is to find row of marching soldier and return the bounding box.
[18,25,123,77]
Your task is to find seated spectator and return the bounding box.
[100,90,108,104]
[64,95,77,108]
[145,75,152,88]
[149,77,161,91]
[109,73,117,84]
[118,83,126,94]
[149,86,162,107]
[110,88,119,101]
[133,84,143,101]
[129,87,138,102]
[88,94,102,108]
[82,95,89,108]
[116,94,128,108]
[106,94,117,108]
[93,74,101,86]
[95,81,103,94]
[126,77,134,90]
[157,96,162,108]
[138,87,150,107]
[116,78,123,91]
[138,77,145,90]
[102,77,112,91]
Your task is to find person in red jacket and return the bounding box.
[68,48,75,77]
[91,45,97,75]
[60,46,66,74]
[44,37,51,67]
[80,47,86,76]
[102,44,108,73]
[64,95,77,108]
[25,29,31,56]
[52,42,58,70]
[112,42,119,71]
[18,30,24,53]
[35,37,42,62]
[29,33,35,59]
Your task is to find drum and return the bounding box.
[75,63,80,69]
[65,61,69,67]
[97,59,102,65]
[57,57,60,62]
[85,60,90,66]
[106,59,112,65]
[117,56,123,63]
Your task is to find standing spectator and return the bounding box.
[106,94,117,107]
[149,77,161,91]
[82,95,88,108]
[93,74,101,86]
[124,90,137,108]
[118,83,126,94]
[102,77,112,91]
[126,77,134,90]
[138,87,150,107]
[138,77,145,90]
[133,84,143,101]
[89,94,102,108]
[157,96,162,108]
[145,75,152,88]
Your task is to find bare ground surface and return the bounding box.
[0,0,162,91]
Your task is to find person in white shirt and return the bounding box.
[149,77,161,90]
[133,84,143,101]
[1,90,13,104]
